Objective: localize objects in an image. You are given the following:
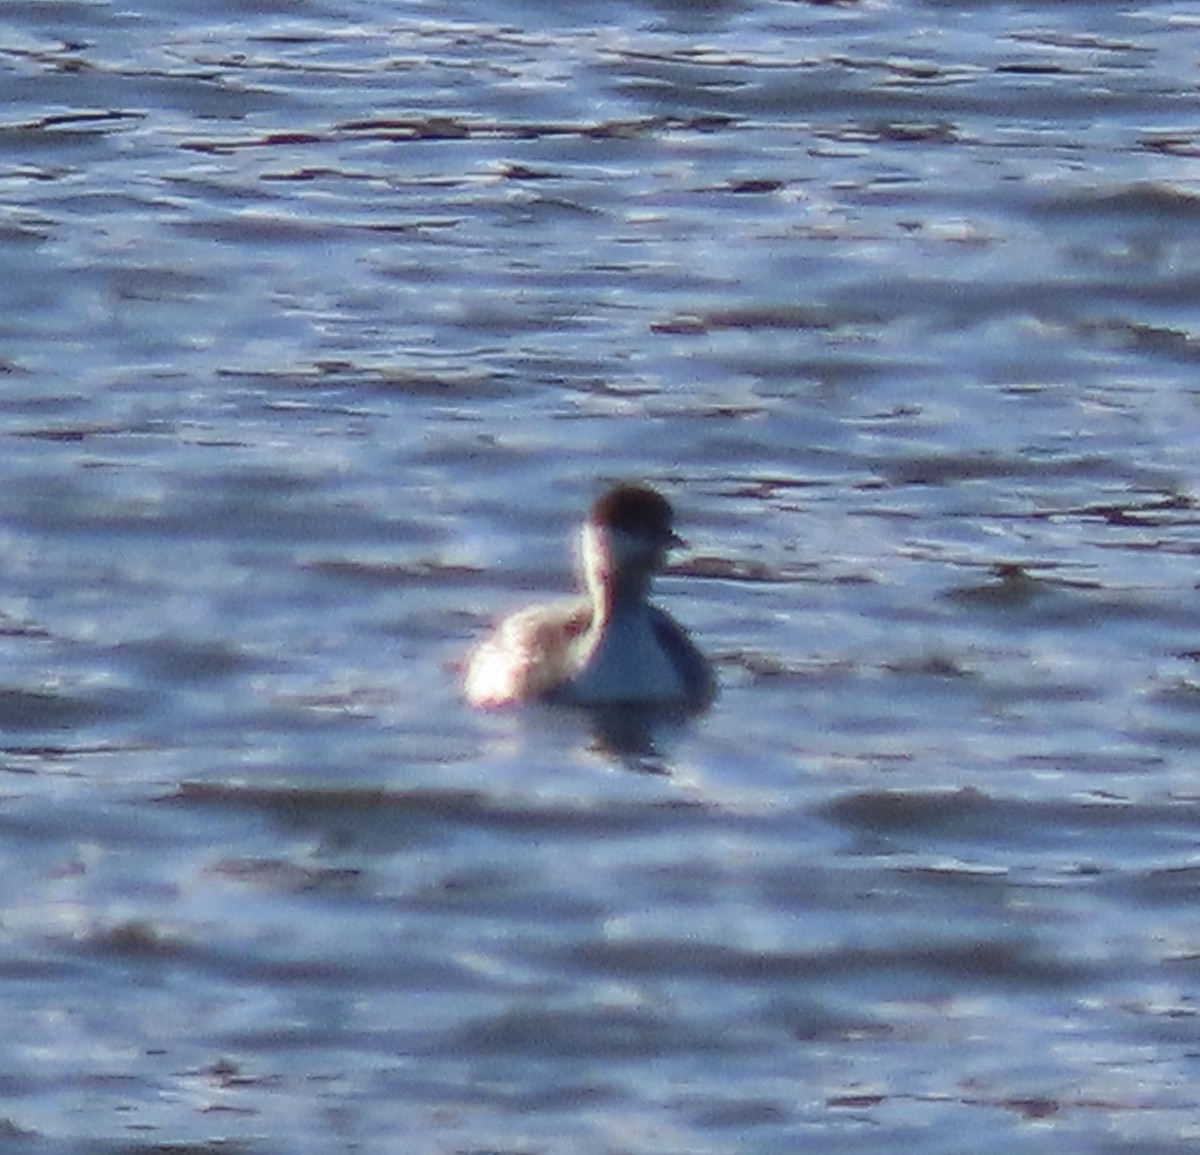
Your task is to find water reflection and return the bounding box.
[583,701,704,771]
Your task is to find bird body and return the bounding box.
[464,485,714,712]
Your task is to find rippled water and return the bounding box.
[3,0,1200,1151]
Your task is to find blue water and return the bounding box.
[2,0,1200,1150]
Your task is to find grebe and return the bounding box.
[464,484,715,712]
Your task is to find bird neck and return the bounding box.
[579,522,655,626]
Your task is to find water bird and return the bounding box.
[464,484,715,712]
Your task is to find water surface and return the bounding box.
[2,0,1200,1151]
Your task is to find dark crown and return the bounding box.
[590,484,676,542]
